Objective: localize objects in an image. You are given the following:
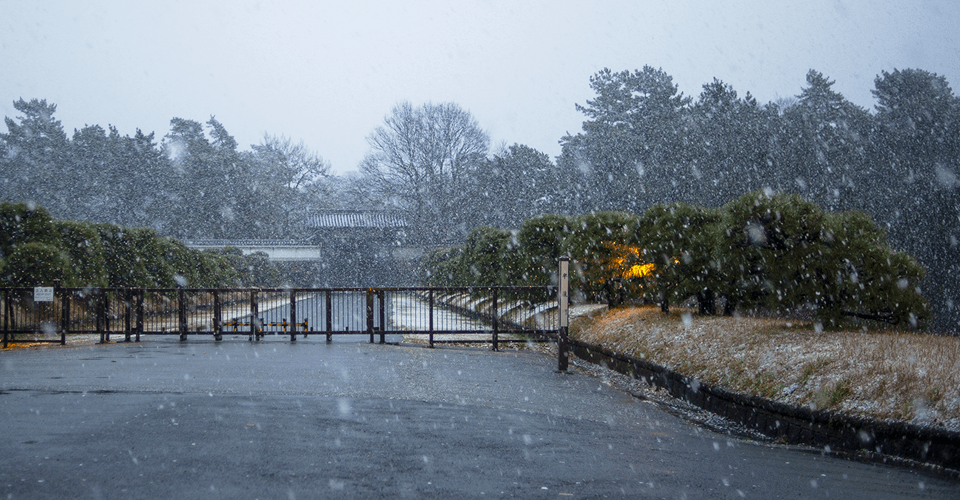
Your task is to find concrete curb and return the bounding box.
[568,339,960,472]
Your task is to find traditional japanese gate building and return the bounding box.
[185,210,417,286]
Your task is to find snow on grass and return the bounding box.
[571,305,960,432]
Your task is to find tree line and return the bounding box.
[420,191,929,330]
[0,102,332,240]
[0,202,279,289]
[1,65,957,328]
[357,68,958,331]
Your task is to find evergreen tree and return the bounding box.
[687,79,773,207]
[781,70,872,211]
[471,144,559,229]
[870,68,960,330]
[560,67,691,213]
[163,117,250,238]
[0,99,71,215]
[516,214,573,286]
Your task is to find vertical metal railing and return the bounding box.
[0,286,560,347]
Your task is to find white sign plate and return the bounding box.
[34,287,54,302]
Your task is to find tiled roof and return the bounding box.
[183,239,309,247]
[305,211,407,229]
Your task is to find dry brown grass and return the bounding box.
[571,305,960,431]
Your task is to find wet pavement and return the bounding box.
[1,338,956,499]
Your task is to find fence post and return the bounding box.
[325,290,332,342]
[178,289,187,341]
[558,258,570,372]
[213,290,222,341]
[428,289,434,348]
[2,290,7,348]
[58,281,67,345]
[366,288,375,344]
[124,288,133,342]
[250,289,259,341]
[290,289,297,342]
[97,289,106,344]
[492,288,499,352]
[135,289,143,342]
[378,290,386,344]
[104,291,111,342]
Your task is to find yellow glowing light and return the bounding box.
[624,262,656,279]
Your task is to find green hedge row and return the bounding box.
[420,191,929,328]
[0,202,280,288]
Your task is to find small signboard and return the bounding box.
[34,287,54,302]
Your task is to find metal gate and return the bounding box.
[1,286,560,349]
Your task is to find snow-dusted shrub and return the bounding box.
[516,214,572,286]
[55,220,108,288]
[0,202,61,258]
[418,245,465,286]
[460,226,521,286]
[0,202,253,289]
[634,202,724,313]
[96,223,166,287]
[563,211,640,301]
[817,210,928,326]
[0,242,76,287]
[0,203,77,287]
[720,190,929,327]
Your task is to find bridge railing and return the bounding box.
[1,286,559,349]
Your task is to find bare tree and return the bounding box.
[252,133,331,192]
[243,134,334,236]
[361,101,489,244]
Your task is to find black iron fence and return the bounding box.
[1,286,560,349]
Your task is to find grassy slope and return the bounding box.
[570,305,960,432]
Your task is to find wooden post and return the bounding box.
[2,290,7,348]
[250,289,259,341]
[104,291,111,342]
[97,289,106,344]
[558,258,570,372]
[124,288,133,342]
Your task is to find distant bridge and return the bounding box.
[182,239,322,262]
[182,210,416,264]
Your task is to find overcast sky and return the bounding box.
[3,0,959,175]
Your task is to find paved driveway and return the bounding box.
[1,338,955,499]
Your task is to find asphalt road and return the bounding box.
[0,339,956,499]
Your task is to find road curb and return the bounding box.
[567,338,960,474]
